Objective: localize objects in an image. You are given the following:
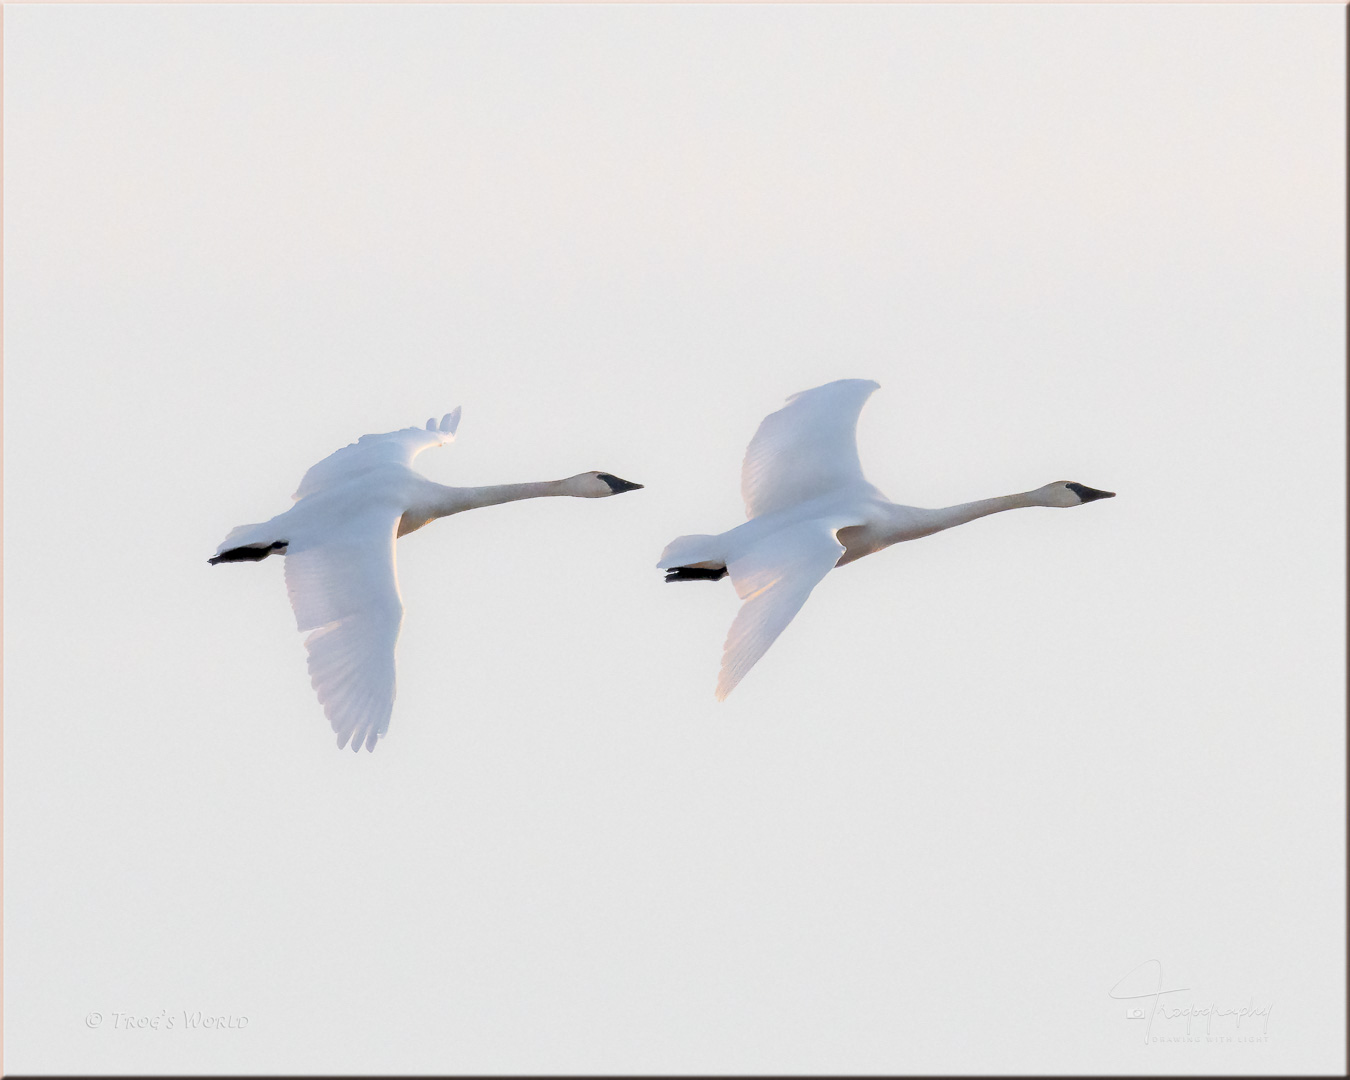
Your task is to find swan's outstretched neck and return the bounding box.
[399,480,568,536]
[922,491,1036,532]
[886,482,1112,546]
[399,473,641,537]
[445,480,569,513]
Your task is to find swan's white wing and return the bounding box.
[717,521,846,700]
[740,379,880,520]
[294,409,461,500]
[283,510,404,752]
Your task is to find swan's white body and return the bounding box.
[658,380,1114,699]
[213,409,641,751]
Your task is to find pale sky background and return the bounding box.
[4,3,1344,1075]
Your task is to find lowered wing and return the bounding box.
[717,520,848,700]
[283,508,405,752]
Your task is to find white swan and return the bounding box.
[658,380,1114,699]
[211,409,643,751]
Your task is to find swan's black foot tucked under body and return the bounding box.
[209,540,288,565]
[665,565,728,582]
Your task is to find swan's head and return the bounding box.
[567,471,645,498]
[1035,481,1116,508]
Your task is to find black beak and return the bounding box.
[1067,483,1115,503]
[597,473,644,494]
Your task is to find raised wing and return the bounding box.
[740,380,880,520]
[283,509,404,752]
[717,521,846,700]
[294,409,461,501]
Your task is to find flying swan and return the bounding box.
[658,379,1114,699]
[211,409,643,751]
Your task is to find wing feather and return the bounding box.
[283,512,404,752]
[740,380,880,519]
[716,522,846,700]
[293,408,461,500]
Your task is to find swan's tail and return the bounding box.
[209,521,288,565]
[657,533,728,582]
